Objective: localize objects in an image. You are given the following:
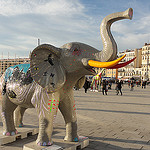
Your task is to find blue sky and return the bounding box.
[0,0,150,58]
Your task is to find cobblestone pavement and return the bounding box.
[0,84,150,150]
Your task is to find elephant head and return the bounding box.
[30,8,133,92]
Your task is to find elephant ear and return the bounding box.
[30,44,66,93]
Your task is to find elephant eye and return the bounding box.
[72,47,81,56]
[73,48,79,51]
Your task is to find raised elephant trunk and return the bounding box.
[96,8,133,62]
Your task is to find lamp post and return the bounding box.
[38,38,40,46]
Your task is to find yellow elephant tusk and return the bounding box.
[88,54,126,68]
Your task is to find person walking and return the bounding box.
[130,80,134,91]
[144,81,147,88]
[128,80,130,88]
[116,80,123,95]
[102,80,107,95]
[83,78,90,93]
[142,81,147,89]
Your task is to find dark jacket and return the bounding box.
[117,82,122,89]
[102,81,107,89]
[83,80,90,89]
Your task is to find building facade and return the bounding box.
[111,43,150,80]
[118,49,136,78]
[141,43,150,80]
[0,58,30,75]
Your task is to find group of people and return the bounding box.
[83,78,124,96]
[83,77,149,95]
[128,80,147,90]
[128,80,134,91]
[101,79,123,95]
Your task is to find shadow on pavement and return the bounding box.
[89,136,150,145]
[77,108,150,115]
[85,139,139,150]
[76,100,150,106]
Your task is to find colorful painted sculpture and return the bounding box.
[90,68,105,91]
[0,8,133,146]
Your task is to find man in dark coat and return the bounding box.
[102,80,107,95]
[83,78,90,93]
[116,80,123,95]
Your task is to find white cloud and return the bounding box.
[0,0,85,16]
[1,0,150,59]
[0,44,16,50]
[0,0,99,59]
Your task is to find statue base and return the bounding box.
[0,125,89,149]
[23,136,89,150]
[0,125,38,145]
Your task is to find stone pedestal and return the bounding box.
[0,125,89,149]
[23,136,89,150]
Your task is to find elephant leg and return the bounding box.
[59,91,78,142]
[1,94,18,136]
[36,99,59,146]
[14,106,27,127]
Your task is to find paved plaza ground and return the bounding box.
[0,84,150,150]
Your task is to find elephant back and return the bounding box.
[3,64,35,105]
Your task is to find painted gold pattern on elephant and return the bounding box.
[34,67,39,70]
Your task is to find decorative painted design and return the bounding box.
[2,83,6,95]
[50,73,55,77]
[43,72,48,76]
[48,99,59,112]
[4,64,32,85]
[44,54,54,66]
[74,137,78,142]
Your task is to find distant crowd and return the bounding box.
[81,77,148,95]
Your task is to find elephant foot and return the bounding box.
[64,136,79,142]
[18,123,24,127]
[15,121,24,127]
[3,130,18,136]
[36,140,53,146]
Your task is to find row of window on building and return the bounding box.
[0,58,30,75]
